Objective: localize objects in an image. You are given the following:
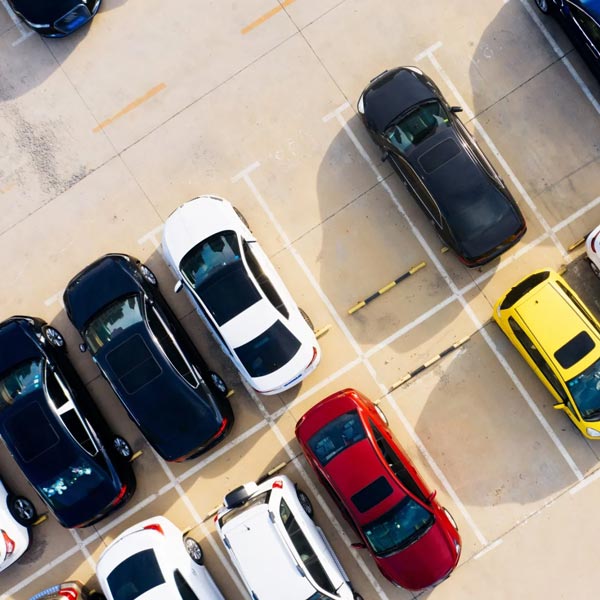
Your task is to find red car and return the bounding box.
[295,388,461,590]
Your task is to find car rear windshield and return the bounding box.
[234,321,301,378]
[84,295,143,354]
[107,548,165,600]
[0,358,43,411]
[567,356,600,420]
[218,491,270,528]
[499,271,550,310]
[39,455,111,511]
[307,410,366,466]
[180,231,262,325]
[385,100,450,151]
[363,495,434,557]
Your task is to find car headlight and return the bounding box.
[586,427,600,437]
[357,94,365,115]
[454,539,461,554]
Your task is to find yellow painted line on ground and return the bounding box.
[93,83,167,132]
[241,0,296,34]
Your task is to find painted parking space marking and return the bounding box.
[474,539,503,560]
[322,102,584,483]
[92,83,167,133]
[0,0,34,46]
[69,529,96,571]
[241,0,296,35]
[415,42,568,260]
[137,223,165,251]
[570,466,600,495]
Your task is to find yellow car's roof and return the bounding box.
[516,277,600,378]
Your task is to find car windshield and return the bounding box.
[567,356,600,419]
[385,100,450,151]
[362,495,434,556]
[307,410,366,466]
[180,231,261,325]
[84,295,143,354]
[0,358,43,410]
[38,455,111,510]
[107,548,165,600]
[234,321,301,378]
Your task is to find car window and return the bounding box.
[234,321,301,378]
[370,421,428,503]
[508,317,569,402]
[567,356,600,420]
[59,409,97,455]
[556,280,600,334]
[0,358,43,410]
[145,302,197,387]
[362,496,434,556]
[279,499,336,595]
[570,3,600,48]
[307,410,366,466]
[84,295,143,354]
[219,491,271,528]
[107,549,165,600]
[242,241,289,319]
[173,569,200,600]
[385,100,450,151]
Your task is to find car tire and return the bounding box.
[184,537,204,565]
[88,592,106,600]
[210,371,228,394]
[140,264,158,286]
[45,326,65,348]
[590,258,600,279]
[353,594,365,600]
[233,207,251,230]
[113,436,132,460]
[7,495,37,526]
[375,404,389,425]
[299,308,314,330]
[534,0,552,13]
[297,489,314,519]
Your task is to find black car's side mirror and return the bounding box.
[381,151,389,162]
[174,280,183,294]
[450,106,463,113]
[79,343,87,353]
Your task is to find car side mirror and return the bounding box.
[428,490,437,503]
[79,343,87,353]
[351,542,366,549]
[174,280,183,294]
[450,106,463,113]
[553,403,566,411]
[381,151,389,162]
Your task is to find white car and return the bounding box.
[216,475,363,600]
[96,516,224,600]
[162,196,321,395]
[586,223,600,278]
[0,478,37,573]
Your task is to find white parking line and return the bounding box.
[322,102,584,484]
[415,42,568,260]
[474,539,503,560]
[518,0,600,116]
[570,466,600,495]
[137,223,165,251]
[70,529,96,571]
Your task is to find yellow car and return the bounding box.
[493,269,600,439]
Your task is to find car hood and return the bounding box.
[376,517,457,590]
[94,322,223,461]
[10,0,90,24]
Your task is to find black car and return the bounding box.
[536,0,600,79]
[63,254,234,463]
[357,67,527,267]
[7,0,101,37]
[0,317,135,529]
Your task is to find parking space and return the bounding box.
[3,0,600,598]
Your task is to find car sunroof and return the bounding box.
[417,138,460,174]
[351,476,393,513]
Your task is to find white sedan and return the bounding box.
[96,516,224,600]
[586,223,600,278]
[162,196,321,395]
[0,478,36,573]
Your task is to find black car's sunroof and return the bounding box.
[418,138,461,174]
[106,335,162,395]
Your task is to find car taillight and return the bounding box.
[307,347,318,368]
[271,479,283,489]
[58,588,79,600]
[213,417,228,440]
[1,530,15,557]
[111,485,128,507]
[143,523,164,535]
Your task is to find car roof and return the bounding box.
[514,276,600,378]
[363,67,436,132]
[0,319,42,375]
[63,254,140,331]
[576,0,600,21]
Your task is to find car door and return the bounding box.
[561,2,600,65]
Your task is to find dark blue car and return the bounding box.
[63,254,234,463]
[536,0,600,78]
[0,317,135,529]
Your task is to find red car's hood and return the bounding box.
[376,518,459,590]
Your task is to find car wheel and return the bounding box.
[297,489,314,519]
[353,594,364,600]
[375,404,389,425]
[590,258,600,279]
[534,0,551,13]
[210,371,228,394]
[140,264,158,286]
[233,207,251,230]
[184,537,204,565]
[88,591,106,600]
[113,436,132,460]
[299,308,314,330]
[45,327,65,348]
[8,495,37,526]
